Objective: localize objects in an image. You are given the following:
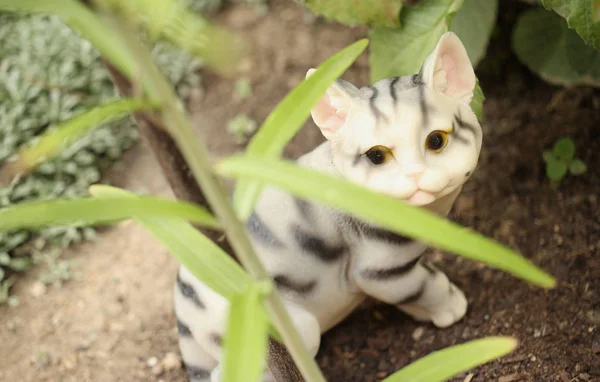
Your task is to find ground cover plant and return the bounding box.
[0,0,563,381]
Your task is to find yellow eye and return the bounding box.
[365,145,394,165]
[425,130,448,153]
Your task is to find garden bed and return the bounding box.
[0,1,598,381]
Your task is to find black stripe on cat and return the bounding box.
[389,77,399,102]
[274,274,317,295]
[396,282,425,305]
[292,225,346,262]
[417,82,430,127]
[176,273,205,309]
[368,86,390,124]
[210,333,223,347]
[360,256,422,280]
[186,365,211,379]
[454,111,477,135]
[361,225,414,245]
[177,318,193,337]
[352,151,361,166]
[451,120,469,143]
[293,197,313,223]
[247,212,284,247]
[422,262,438,275]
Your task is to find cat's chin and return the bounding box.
[405,190,437,206]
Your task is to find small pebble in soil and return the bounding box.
[161,352,181,370]
[586,310,600,324]
[533,328,541,338]
[152,364,164,376]
[412,327,425,341]
[147,356,158,367]
[29,281,47,297]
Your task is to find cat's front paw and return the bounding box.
[401,283,468,328]
[429,284,468,328]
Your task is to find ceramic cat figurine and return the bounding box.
[174,32,482,381]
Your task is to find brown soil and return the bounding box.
[0,1,598,382]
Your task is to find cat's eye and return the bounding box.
[365,145,394,165]
[425,131,449,153]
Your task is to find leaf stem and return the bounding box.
[105,15,325,382]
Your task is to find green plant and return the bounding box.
[543,137,587,186]
[227,114,258,144]
[300,0,600,93]
[0,0,556,381]
[0,11,203,303]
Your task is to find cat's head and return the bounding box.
[308,32,482,206]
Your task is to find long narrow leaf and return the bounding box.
[217,156,556,288]
[0,196,219,231]
[0,99,155,181]
[222,282,271,382]
[382,337,517,382]
[232,39,369,220]
[89,185,282,341]
[88,185,247,300]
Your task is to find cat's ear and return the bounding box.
[306,68,359,139]
[418,32,476,104]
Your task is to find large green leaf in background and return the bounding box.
[543,0,600,51]
[513,8,600,86]
[449,0,498,67]
[298,0,403,27]
[369,0,484,119]
[369,0,455,82]
[382,337,517,382]
[222,282,270,382]
[218,156,556,288]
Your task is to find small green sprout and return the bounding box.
[227,114,258,144]
[543,137,587,187]
[234,77,253,100]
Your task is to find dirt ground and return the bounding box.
[1,1,599,382]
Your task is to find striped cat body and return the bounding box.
[174,32,482,382]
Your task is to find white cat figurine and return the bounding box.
[174,32,482,381]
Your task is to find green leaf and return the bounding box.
[222,281,271,382]
[88,185,248,301]
[8,257,31,272]
[546,158,568,181]
[369,0,455,82]
[542,150,556,163]
[217,156,556,288]
[369,0,485,120]
[471,81,485,121]
[232,39,368,220]
[382,337,518,382]
[449,0,499,67]
[0,99,155,181]
[552,137,576,161]
[0,195,220,232]
[543,0,600,51]
[512,8,600,87]
[569,158,587,175]
[298,0,403,27]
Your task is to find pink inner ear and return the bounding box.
[439,46,474,99]
[311,93,347,136]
